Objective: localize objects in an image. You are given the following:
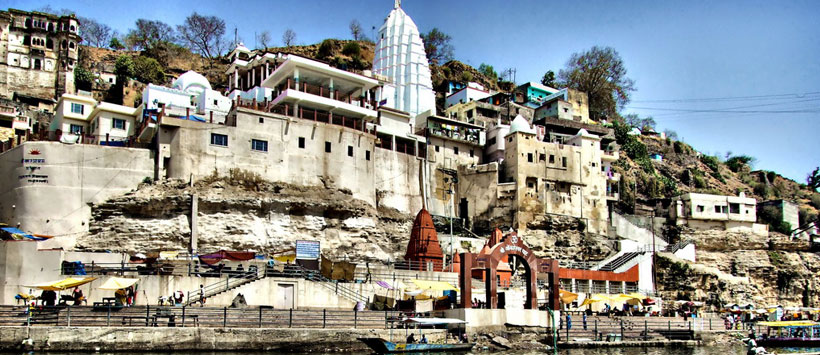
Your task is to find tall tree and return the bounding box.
[256,31,271,49]
[177,12,227,60]
[808,167,820,191]
[623,113,656,131]
[125,19,176,51]
[559,46,635,121]
[349,20,363,41]
[477,63,497,82]
[541,70,557,88]
[282,29,296,47]
[79,17,112,48]
[109,31,125,50]
[421,28,453,65]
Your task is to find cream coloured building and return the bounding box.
[668,192,767,235]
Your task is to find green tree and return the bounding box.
[541,70,557,88]
[74,66,93,91]
[623,113,656,131]
[176,12,227,61]
[114,55,134,79]
[725,155,756,173]
[477,63,497,82]
[342,41,361,58]
[133,56,165,84]
[808,167,820,191]
[559,46,636,121]
[109,36,125,51]
[421,28,453,65]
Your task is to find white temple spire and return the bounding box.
[394,0,401,9]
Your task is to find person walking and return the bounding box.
[199,284,205,307]
[566,313,572,330]
[582,312,588,330]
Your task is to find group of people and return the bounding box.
[471,298,486,309]
[158,290,186,306]
[114,286,136,306]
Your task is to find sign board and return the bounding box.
[296,240,320,260]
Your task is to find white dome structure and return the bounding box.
[373,0,436,118]
[172,71,212,96]
[508,115,535,135]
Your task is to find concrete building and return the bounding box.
[446,92,534,129]
[667,192,767,235]
[0,8,80,100]
[534,88,590,123]
[372,0,436,118]
[513,82,559,108]
[48,93,96,138]
[444,82,492,108]
[758,199,817,238]
[87,102,138,146]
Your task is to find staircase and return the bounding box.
[299,266,369,305]
[185,267,265,306]
[595,252,643,272]
[664,239,693,254]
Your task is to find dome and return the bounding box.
[508,115,535,135]
[172,71,211,95]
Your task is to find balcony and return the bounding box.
[237,101,375,135]
[270,79,377,120]
[606,172,621,182]
[602,150,619,161]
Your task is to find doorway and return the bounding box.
[275,283,294,309]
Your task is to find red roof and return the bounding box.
[405,209,444,260]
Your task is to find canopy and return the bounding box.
[98,277,139,290]
[27,277,96,291]
[410,279,459,292]
[758,321,818,327]
[404,317,467,325]
[198,250,255,265]
[626,292,646,300]
[559,289,578,304]
[580,294,609,307]
[0,227,48,241]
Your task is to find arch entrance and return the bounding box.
[457,231,559,310]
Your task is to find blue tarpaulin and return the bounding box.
[0,227,47,241]
[180,115,206,122]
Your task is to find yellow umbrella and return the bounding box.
[559,289,578,304]
[27,277,97,291]
[98,277,139,290]
[580,294,609,307]
[627,292,646,300]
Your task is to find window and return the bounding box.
[467,110,473,119]
[562,157,567,167]
[348,145,354,157]
[714,206,721,213]
[488,137,496,146]
[214,99,218,105]
[70,103,83,114]
[366,150,371,161]
[112,118,126,130]
[527,153,533,163]
[258,117,264,124]
[251,139,268,152]
[325,141,331,153]
[549,155,555,164]
[435,145,440,152]
[453,146,459,155]
[730,203,740,214]
[69,124,83,135]
[210,133,228,146]
[298,137,305,148]
[539,154,545,162]
[469,149,474,158]
[696,205,705,213]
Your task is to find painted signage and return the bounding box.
[296,240,320,260]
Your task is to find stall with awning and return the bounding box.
[410,279,459,292]
[580,294,609,307]
[27,277,97,291]
[198,250,256,265]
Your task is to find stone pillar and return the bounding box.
[294,68,300,90]
[329,77,334,99]
[621,281,627,293]
[487,265,497,309]
[605,280,610,294]
[251,67,256,88]
[233,71,238,90]
[459,253,472,308]
[265,62,269,80]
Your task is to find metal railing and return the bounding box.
[0,305,403,329]
[553,315,715,343]
[186,267,265,306]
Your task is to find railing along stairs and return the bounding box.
[296,265,369,305]
[664,239,694,254]
[186,267,265,306]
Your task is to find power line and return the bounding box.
[631,91,820,103]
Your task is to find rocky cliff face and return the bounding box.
[79,178,413,262]
[656,227,820,308]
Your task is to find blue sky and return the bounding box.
[9,0,820,183]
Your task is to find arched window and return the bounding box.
[69,41,75,49]
[61,40,67,49]
[47,23,53,32]
[33,59,41,70]
[46,38,53,49]
[24,18,31,28]
[70,25,76,32]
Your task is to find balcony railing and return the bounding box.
[425,126,481,145]
[281,78,377,110]
[237,100,375,136]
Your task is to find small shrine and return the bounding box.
[404,209,444,271]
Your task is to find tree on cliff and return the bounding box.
[257,31,271,49]
[623,113,656,131]
[559,46,635,121]
[478,63,498,82]
[80,17,112,48]
[541,70,558,88]
[125,19,176,51]
[808,167,820,191]
[282,29,296,47]
[349,20,364,41]
[421,28,453,65]
[177,12,228,61]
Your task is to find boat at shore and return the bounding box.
[357,337,474,353]
[755,321,820,347]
